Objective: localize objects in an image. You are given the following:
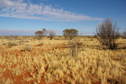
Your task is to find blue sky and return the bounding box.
[0,0,126,35]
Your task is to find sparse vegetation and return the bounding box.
[0,0,125,83]
[48,31,56,40]
[123,32,126,38]
[6,42,18,48]
[96,19,119,49]
[0,36,126,84]
[21,45,32,52]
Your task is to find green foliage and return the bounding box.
[63,29,78,40]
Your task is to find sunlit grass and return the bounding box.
[0,36,126,84]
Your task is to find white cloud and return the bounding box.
[0,0,103,21]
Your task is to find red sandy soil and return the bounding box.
[0,46,64,84]
[0,45,101,84]
[0,64,101,84]
[0,64,62,84]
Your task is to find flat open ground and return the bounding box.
[0,36,126,84]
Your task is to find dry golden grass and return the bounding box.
[0,36,126,84]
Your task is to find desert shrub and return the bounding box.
[63,29,78,40]
[122,32,126,38]
[36,43,43,46]
[96,19,119,50]
[48,31,56,40]
[21,45,32,52]
[6,42,18,48]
